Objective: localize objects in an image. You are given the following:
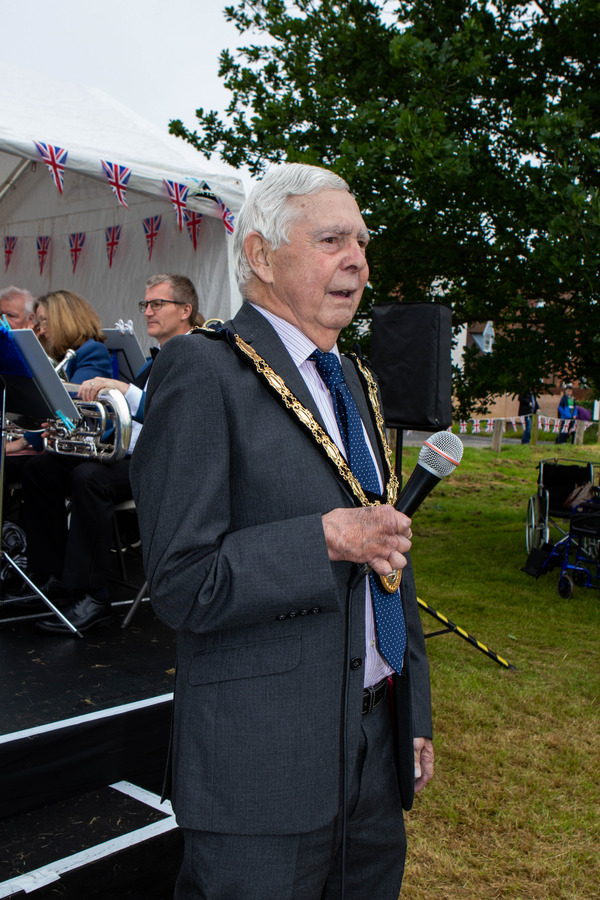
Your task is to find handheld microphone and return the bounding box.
[396,431,464,517]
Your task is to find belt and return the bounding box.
[362,677,388,716]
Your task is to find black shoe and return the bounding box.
[2,575,64,609]
[36,595,114,634]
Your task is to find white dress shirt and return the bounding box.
[251,304,393,688]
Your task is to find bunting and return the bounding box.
[105,225,122,268]
[37,235,51,274]
[101,160,131,208]
[34,141,68,194]
[216,196,235,235]
[69,232,86,273]
[164,179,189,231]
[10,196,237,273]
[4,236,17,272]
[459,421,467,433]
[142,215,162,260]
[183,210,203,250]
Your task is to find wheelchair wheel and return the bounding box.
[526,495,548,552]
[557,574,574,599]
[573,569,588,587]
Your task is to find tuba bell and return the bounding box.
[43,386,132,464]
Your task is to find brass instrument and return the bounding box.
[43,386,132,463]
[5,342,133,462]
[53,348,76,379]
[44,346,132,463]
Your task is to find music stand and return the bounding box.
[0,327,83,637]
[103,328,146,382]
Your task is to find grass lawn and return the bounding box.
[400,440,600,899]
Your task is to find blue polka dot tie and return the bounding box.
[310,349,406,673]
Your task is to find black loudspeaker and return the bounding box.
[370,302,452,430]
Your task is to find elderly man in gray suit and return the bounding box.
[130,163,434,899]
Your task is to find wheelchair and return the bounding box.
[528,500,600,598]
[525,458,596,552]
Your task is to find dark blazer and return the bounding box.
[130,303,432,834]
[64,338,113,384]
[130,357,155,424]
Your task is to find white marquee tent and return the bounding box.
[0,62,246,353]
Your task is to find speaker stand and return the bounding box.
[394,429,514,670]
[395,427,404,489]
[417,597,515,670]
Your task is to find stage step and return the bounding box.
[0,781,181,898]
[1,694,173,820]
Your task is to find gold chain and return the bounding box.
[234,335,375,508]
[231,336,403,593]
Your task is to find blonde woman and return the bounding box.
[34,289,112,383]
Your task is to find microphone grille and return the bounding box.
[418,431,464,478]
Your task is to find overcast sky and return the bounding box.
[4,0,244,157]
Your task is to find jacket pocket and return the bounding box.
[187,635,302,685]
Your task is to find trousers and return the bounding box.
[22,452,133,596]
[174,696,406,900]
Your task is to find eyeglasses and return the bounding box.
[138,299,183,313]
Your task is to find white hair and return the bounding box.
[0,285,35,315]
[233,163,351,293]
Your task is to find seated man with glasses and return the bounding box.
[9,274,204,634]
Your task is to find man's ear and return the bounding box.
[243,232,274,284]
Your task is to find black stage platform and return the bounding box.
[0,542,181,898]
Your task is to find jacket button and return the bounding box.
[311,608,321,615]
[350,657,362,670]
[276,614,286,621]
[289,611,298,618]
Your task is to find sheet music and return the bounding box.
[0,328,80,423]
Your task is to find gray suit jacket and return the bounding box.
[130,303,432,834]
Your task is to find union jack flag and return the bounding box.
[101,160,131,208]
[183,210,203,251]
[553,419,561,433]
[37,235,51,274]
[34,141,68,194]
[486,419,494,433]
[472,419,480,434]
[459,421,467,433]
[142,215,162,261]
[164,179,189,231]
[105,225,122,268]
[69,232,86,273]
[4,236,17,271]
[544,418,551,432]
[215,197,235,235]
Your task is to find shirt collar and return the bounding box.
[249,303,341,367]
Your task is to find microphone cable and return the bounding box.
[339,562,369,900]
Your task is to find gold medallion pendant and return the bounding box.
[380,570,402,593]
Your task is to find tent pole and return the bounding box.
[0,158,31,205]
